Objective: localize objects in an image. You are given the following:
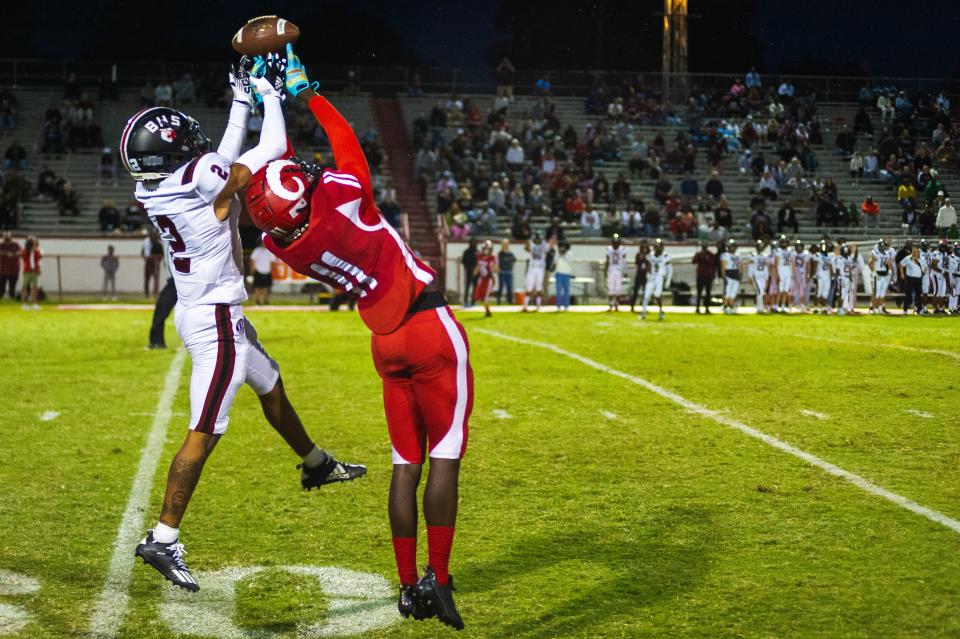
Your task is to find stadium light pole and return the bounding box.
[661,0,689,105]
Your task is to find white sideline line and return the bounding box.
[88,349,187,638]
[475,328,960,535]
[789,333,960,362]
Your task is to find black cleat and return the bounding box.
[298,454,367,490]
[413,566,464,630]
[398,584,434,620]
[134,531,199,592]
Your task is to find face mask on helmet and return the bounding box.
[246,159,313,242]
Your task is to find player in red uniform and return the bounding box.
[244,45,471,630]
[473,240,498,317]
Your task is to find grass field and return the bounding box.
[1,302,958,638]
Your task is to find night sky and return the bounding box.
[1,0,958,80]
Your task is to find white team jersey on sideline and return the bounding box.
[607,246,627,273]
[794,250,810,277]
[774,247,795,269]
[813,253,833,276]
[528,241,548,269]
[870,247,895,275]
[135,152,246,308]
[948,254,960,276]
[748,252,770,278]
[647,253,671,279]
[721,252,741,274]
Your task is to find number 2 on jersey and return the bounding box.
[153,215,191,274]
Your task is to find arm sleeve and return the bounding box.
[307,94,371,192]
[217,100,251,162]
[236,95,287,176]
[194,153,234,204]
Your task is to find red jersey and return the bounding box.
[476,254,496,279]
[21,247,41,273]
[264,95,435,335]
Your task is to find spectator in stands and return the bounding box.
[680,172,699,204]
[849,152,863,184]
[705,171,724,200]
[745,67,761,90]
[863,149,880,179]
[923,171,946,204]
[611,173,630,203]
[497,239,516,304]
[936,197,956,238]
[0,88,16,130]
[815,195,835,227]
[0,231,20,299]
[449,205,471,238]
[593,173,611,204]
[822,177,838,203]
[580,209,601,237]
[98,199,120,232]
[777,202,799,234]
[853,107,873,137]
[861,195,881,229]
[511,212,531,241]
[643,207,663,238]
[4,141,26,171]
[379,191,401,229]
[777,79,795,99]
[124,200,146,231]
[835,122,856,156]
[653,175,673,204]
[173,73,196,105]
[42,107,65,154]
[100,245,119,301]
[877,93,894,121]
[98,147,117,183]
[750,206,772,239]
[708,219,730,244]
[714,197,733,230]
[506,138,524,170]
[534,74,552,96]
[57,181,80,217]
[64,72,81,101]
[154,80,173,107]
[142,230,162,298]
[495,58,515,99]
[757,171,779,200]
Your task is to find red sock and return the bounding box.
[392,537,418,586]
[427,526,455,585]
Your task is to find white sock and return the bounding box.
[154,522,179,543]
[302,446,330,468]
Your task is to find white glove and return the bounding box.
[228,58,254,108]
[249,53,286,102]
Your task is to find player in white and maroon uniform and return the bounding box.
[605,233,627,311]
[929,241,949,313]
[868,238,896,314]
[948,243,960,313]
[641,239,672,320]
[122,55,365,593]
[792,240,812,312]
[523,232,548,312]
[772,235,795,313]
[812,242,834,314]
[837,244,855,315]
[473,240,498,317]
[919,239,932,311]
[720,239,742,314]
[246,46,468,629]
[747,240,772,313]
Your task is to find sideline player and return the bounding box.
[245,46,470,630]
[812,242,834,314]
[121,56,365,592]
[919,239,932,312]
[640,239,672,321]
[930,241,948,313]
[868,238,896,314]
[720,239,741,314]
[948,242,960,313]
[747,240,771,313]
[792,239,811,312]
[628,239,650,313]
[473,240,498,317]
[522,232,548,312]
[772,235,794,313]
[605,233,627,311]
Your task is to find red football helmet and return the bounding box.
[246,159,312,239]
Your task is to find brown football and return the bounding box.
[231,15,300,57]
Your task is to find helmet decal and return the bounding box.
[266,160,306,201]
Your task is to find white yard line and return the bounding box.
[88,349,187,639]
[790,333,960,362]
[39,411,60,422]
[601,410,618,420]
[492,409,513,419]
[905,409,934,419]
[799,409,829,420]
[475,328,960,536]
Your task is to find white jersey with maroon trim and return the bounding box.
[794,250,810,278]
[774,247,795,269]
[747,252,771,278]
[607,246,627,273]
[871,247,896,276]
[813,253,833,276]
[647,253,671,279]
[135,152,245,308]
[528,241,548,269]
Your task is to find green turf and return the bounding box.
[0,302,958,638]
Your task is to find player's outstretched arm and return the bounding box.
[284,44,371,190]
[213,55,288,221]
[217,58,255,162]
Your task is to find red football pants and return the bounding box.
[371,305,472,464]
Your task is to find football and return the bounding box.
[231,15,300,57]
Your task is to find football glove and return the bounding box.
[228,56,254,108]
[249,53,286,103]
[285,43,319,97]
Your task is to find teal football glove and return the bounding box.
[285,43,319,97]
